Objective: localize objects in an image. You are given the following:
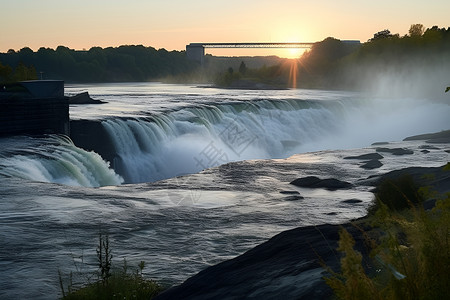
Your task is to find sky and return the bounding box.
[1,0,449,58]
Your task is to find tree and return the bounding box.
[0,60,13,82]
[238,61,247,75]
[13,62,37,81]
[409,24,425,37]
[370,29,393,41]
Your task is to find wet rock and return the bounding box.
[421,150,430,154]
[376,147,413,155]
[371,141,390,146]
[360,159,383,170]
[283,195,304,201]
[290,176,352,190]
[341,199,363,204]
[418,145,439,150]
[344,153,383,160]
[155,223,368,300]
[279,190,300,195]
[280,190,304,200]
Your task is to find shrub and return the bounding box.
[325,167,450,299]
[368,174,424,214]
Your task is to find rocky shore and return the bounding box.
[156,131,450,300]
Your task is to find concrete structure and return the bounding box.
[0,80,69,136]
[186,41,360,64]
[186,44,206,65]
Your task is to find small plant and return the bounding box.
[324,228,381,300]
[60,234,163,299]
[368,174,424,215]
[96,233,112,282]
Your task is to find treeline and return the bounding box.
[0,61,38,82]
[0,45,198,83]
[294,24,450,94]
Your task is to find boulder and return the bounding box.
[360,159,383,170]
[290,176,352,190]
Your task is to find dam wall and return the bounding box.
[0,80,69,136]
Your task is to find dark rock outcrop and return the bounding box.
[279,190,301,195]
[371,141,390,146]
[404,130,450,144]
[344,153,383,160]
[341,199,363,204]
[67,92,105,104]
[376,147,413,155]
[283,195,305,201]
[290,176,352,190]
[280,190,304,200]
[155,223,369,300]
[360,159,383,170]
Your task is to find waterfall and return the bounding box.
[100,99,340,183]
[1,96,448,187]
[0,135,123,187]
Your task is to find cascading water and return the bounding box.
[1,93,449,187]
[98,96,450,184]
[0,135,123,187]
[100,99,341,183]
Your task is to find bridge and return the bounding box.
[186,42,315,64]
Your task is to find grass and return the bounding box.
[60,234,163,300]
[61,268,163,300]
[324,164,450,299]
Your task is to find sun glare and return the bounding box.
[287,48,303,58]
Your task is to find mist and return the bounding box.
[343,52,450,101]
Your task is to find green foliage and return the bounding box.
[370,29,397,41]
[368,175,424,214]
[0,60,37,83]
[324,228,381,300]
[0,45,198,83]
[61,265,163,300]
[325,168,450,299]
[409,24,425,37]
[0,60,13,82]
[214,62,285,87]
